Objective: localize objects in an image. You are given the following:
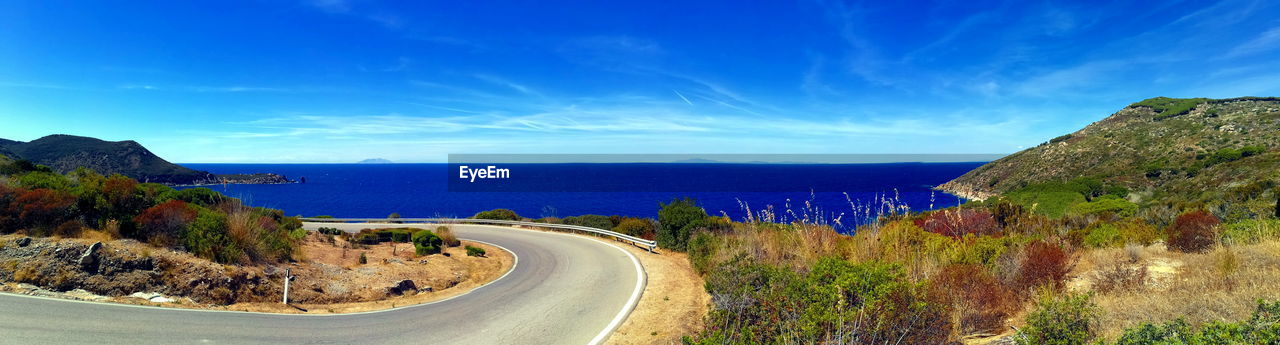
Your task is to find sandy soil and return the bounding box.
[605,245,710,345]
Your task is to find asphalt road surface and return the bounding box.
[0,223,645,345]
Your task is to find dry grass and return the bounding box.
[703,223,849,272]
[1078,240,1280,341]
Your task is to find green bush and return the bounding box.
[687,256,949,344]
[472,208,520,221]
[1111,300,1280,345]
[164,187,229,207]
[562,214,614,230]
[465,245,486,257]
[317,227,344,236]
[17,171,72,190]
[1070,195,1138,217]
[1016,292,1100,345]
[657,198,708,251]
[1005,190,1086,218]
[358,252,367,264]
[181,207,244,264]
[412,230,443,255]
[1131,97,1209,120]
[1083,223,1124,248]
[613,217,657,239]
[686,231,718,275]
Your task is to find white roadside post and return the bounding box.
[282,268,293,304]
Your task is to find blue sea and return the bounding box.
[179,163,981,231]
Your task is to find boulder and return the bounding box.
[385,279,417,296]
[78,242,103,273]
[15,237,31,247]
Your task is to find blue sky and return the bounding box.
[1,0,1278,163]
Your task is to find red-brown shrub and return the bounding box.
[134,200,197,245]
[10,188,77,234]
[1011,240,1074,295]
[1166,210,1220,253]
[915,208,1000,238]
[930,264,1018,335]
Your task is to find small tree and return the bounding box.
[657,198,707,251]
[412,230,443,255]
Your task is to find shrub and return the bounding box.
[435,226,460,247]
[17,171,71,190]
[465,245,486,257]
[1083,223,1124,248]
[134,200,197,245]
[1006,190,1086,219]
[358,252,367,264]
[1015,292,1100,345]
[930,264,1017,335]
[562,214,614,230]
[689,256,950,344]
[10,188,77,234]
[1069,195,1138,217]
[1220,219,1280,245]
[472,208,520,221]
[1167,210,1220,253]
[316,227,344,236]
[686,231,718,275]
[915,208,1000,238]
[412,230,443,255]
[656,198,707,251]
[1011,241,1074,294]
[165,187,229,207]
[181,207,243,264]
[613,217,657,239]
[1112,300,1280,344]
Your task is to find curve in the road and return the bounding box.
[0,223,646,345]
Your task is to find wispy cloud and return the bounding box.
[472,74,539,96]
[1226,26,1280,58]
[672,89,693,105]
[116,84,293,93]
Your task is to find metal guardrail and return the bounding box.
[299,217,658,252]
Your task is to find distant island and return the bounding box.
[358,158,394,164]
[0,134,293,185]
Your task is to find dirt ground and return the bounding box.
[605,245,710,345]
[219,231,514,313]
[0,231,514,314]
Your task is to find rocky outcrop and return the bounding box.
[0,236,282,304]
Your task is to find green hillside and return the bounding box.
[0,135,215,184]
[940,97,1280,218]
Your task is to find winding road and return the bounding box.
[0,223,645,345]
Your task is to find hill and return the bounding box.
[357,158,393,164]
[940,97,1280,209]
[0,135,292,185]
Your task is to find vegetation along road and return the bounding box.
[0,223,645,345]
